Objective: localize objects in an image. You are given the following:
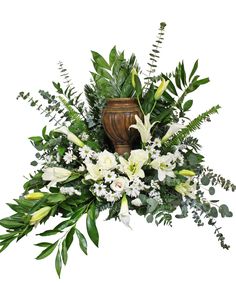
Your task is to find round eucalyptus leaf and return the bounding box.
[209,187,215,195]
[201,176,210,186]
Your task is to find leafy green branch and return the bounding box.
[163,105,221,148]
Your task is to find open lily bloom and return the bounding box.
[42,167,72,187]
[130,114,156,144]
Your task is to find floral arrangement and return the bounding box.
[0,22,235,277]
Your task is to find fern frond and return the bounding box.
[164,105,221,148]
[182,136,202,152]
[144,22,166,89]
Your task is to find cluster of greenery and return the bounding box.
[1,22,235,277]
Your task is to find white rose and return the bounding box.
[97,150,117,170]
[110,177,129,193]
[85,163,103,181]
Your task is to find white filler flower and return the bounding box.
[42,167,72,187]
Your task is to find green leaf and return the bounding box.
[109,46,118,66]
[189,59,198,82]
[29,136,43,143]
[134,75,142,98]
[147,198,158,213]
[91,51,110,70]
[194,77,210,86]
[75,229,87,255]
[219,204,233,218]
[52,82,63,94]
[146,214,154,223]
[86,203,99,247]
[36,241,58,260]
[34,242,52,247]
[175,65,182,90]
[37,229,62,237]
[55,249,62,278]
[209,187,215,195]
[0,219,24,229]
[0,232,18,241]
[180,61,187,86]
[61,240,68,265]
[66,227,75,250]
[0,238,15,253]
[183,100,193,112]
[47,193,66,204]
[209,207,218,218]
[30,160,38,166]
[201,176,210,186]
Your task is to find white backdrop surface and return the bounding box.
[0,0,236,282]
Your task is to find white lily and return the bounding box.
[155,78,169,100]
[175,180,197,199]
[119,194,131,229]
[119,150,148,180]
[150,155,175,181]
[42,167,72,187]
[130,114,156,144]
[55,126,84,147]
[161,123,184,143]
[97,150,117,170]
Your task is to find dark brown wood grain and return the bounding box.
[102,98,142,155]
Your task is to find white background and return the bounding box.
[0,0,236,282]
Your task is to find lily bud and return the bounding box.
[55,126,84,147]
[154,78,169,100]
[30,206,51,225]
[119,194,131,229]
[161,123,184,143]
[178,169,196,177]
[25,192,45,200]
[131,68,138,88]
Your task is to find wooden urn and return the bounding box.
[102,98,142,155]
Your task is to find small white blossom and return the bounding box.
[104,171,117,183]
[93,183,107,197]
[78,164,85,172]
[80,132,89,141]
[63,150,77,164]
[60,186,81,196]
[153,138,162,147]
[105,192,116,202]
[149,190,163,204]
[126,178,149,198]
[151,180,160,190]
[79,145,94,159]
[131,198,142,207]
